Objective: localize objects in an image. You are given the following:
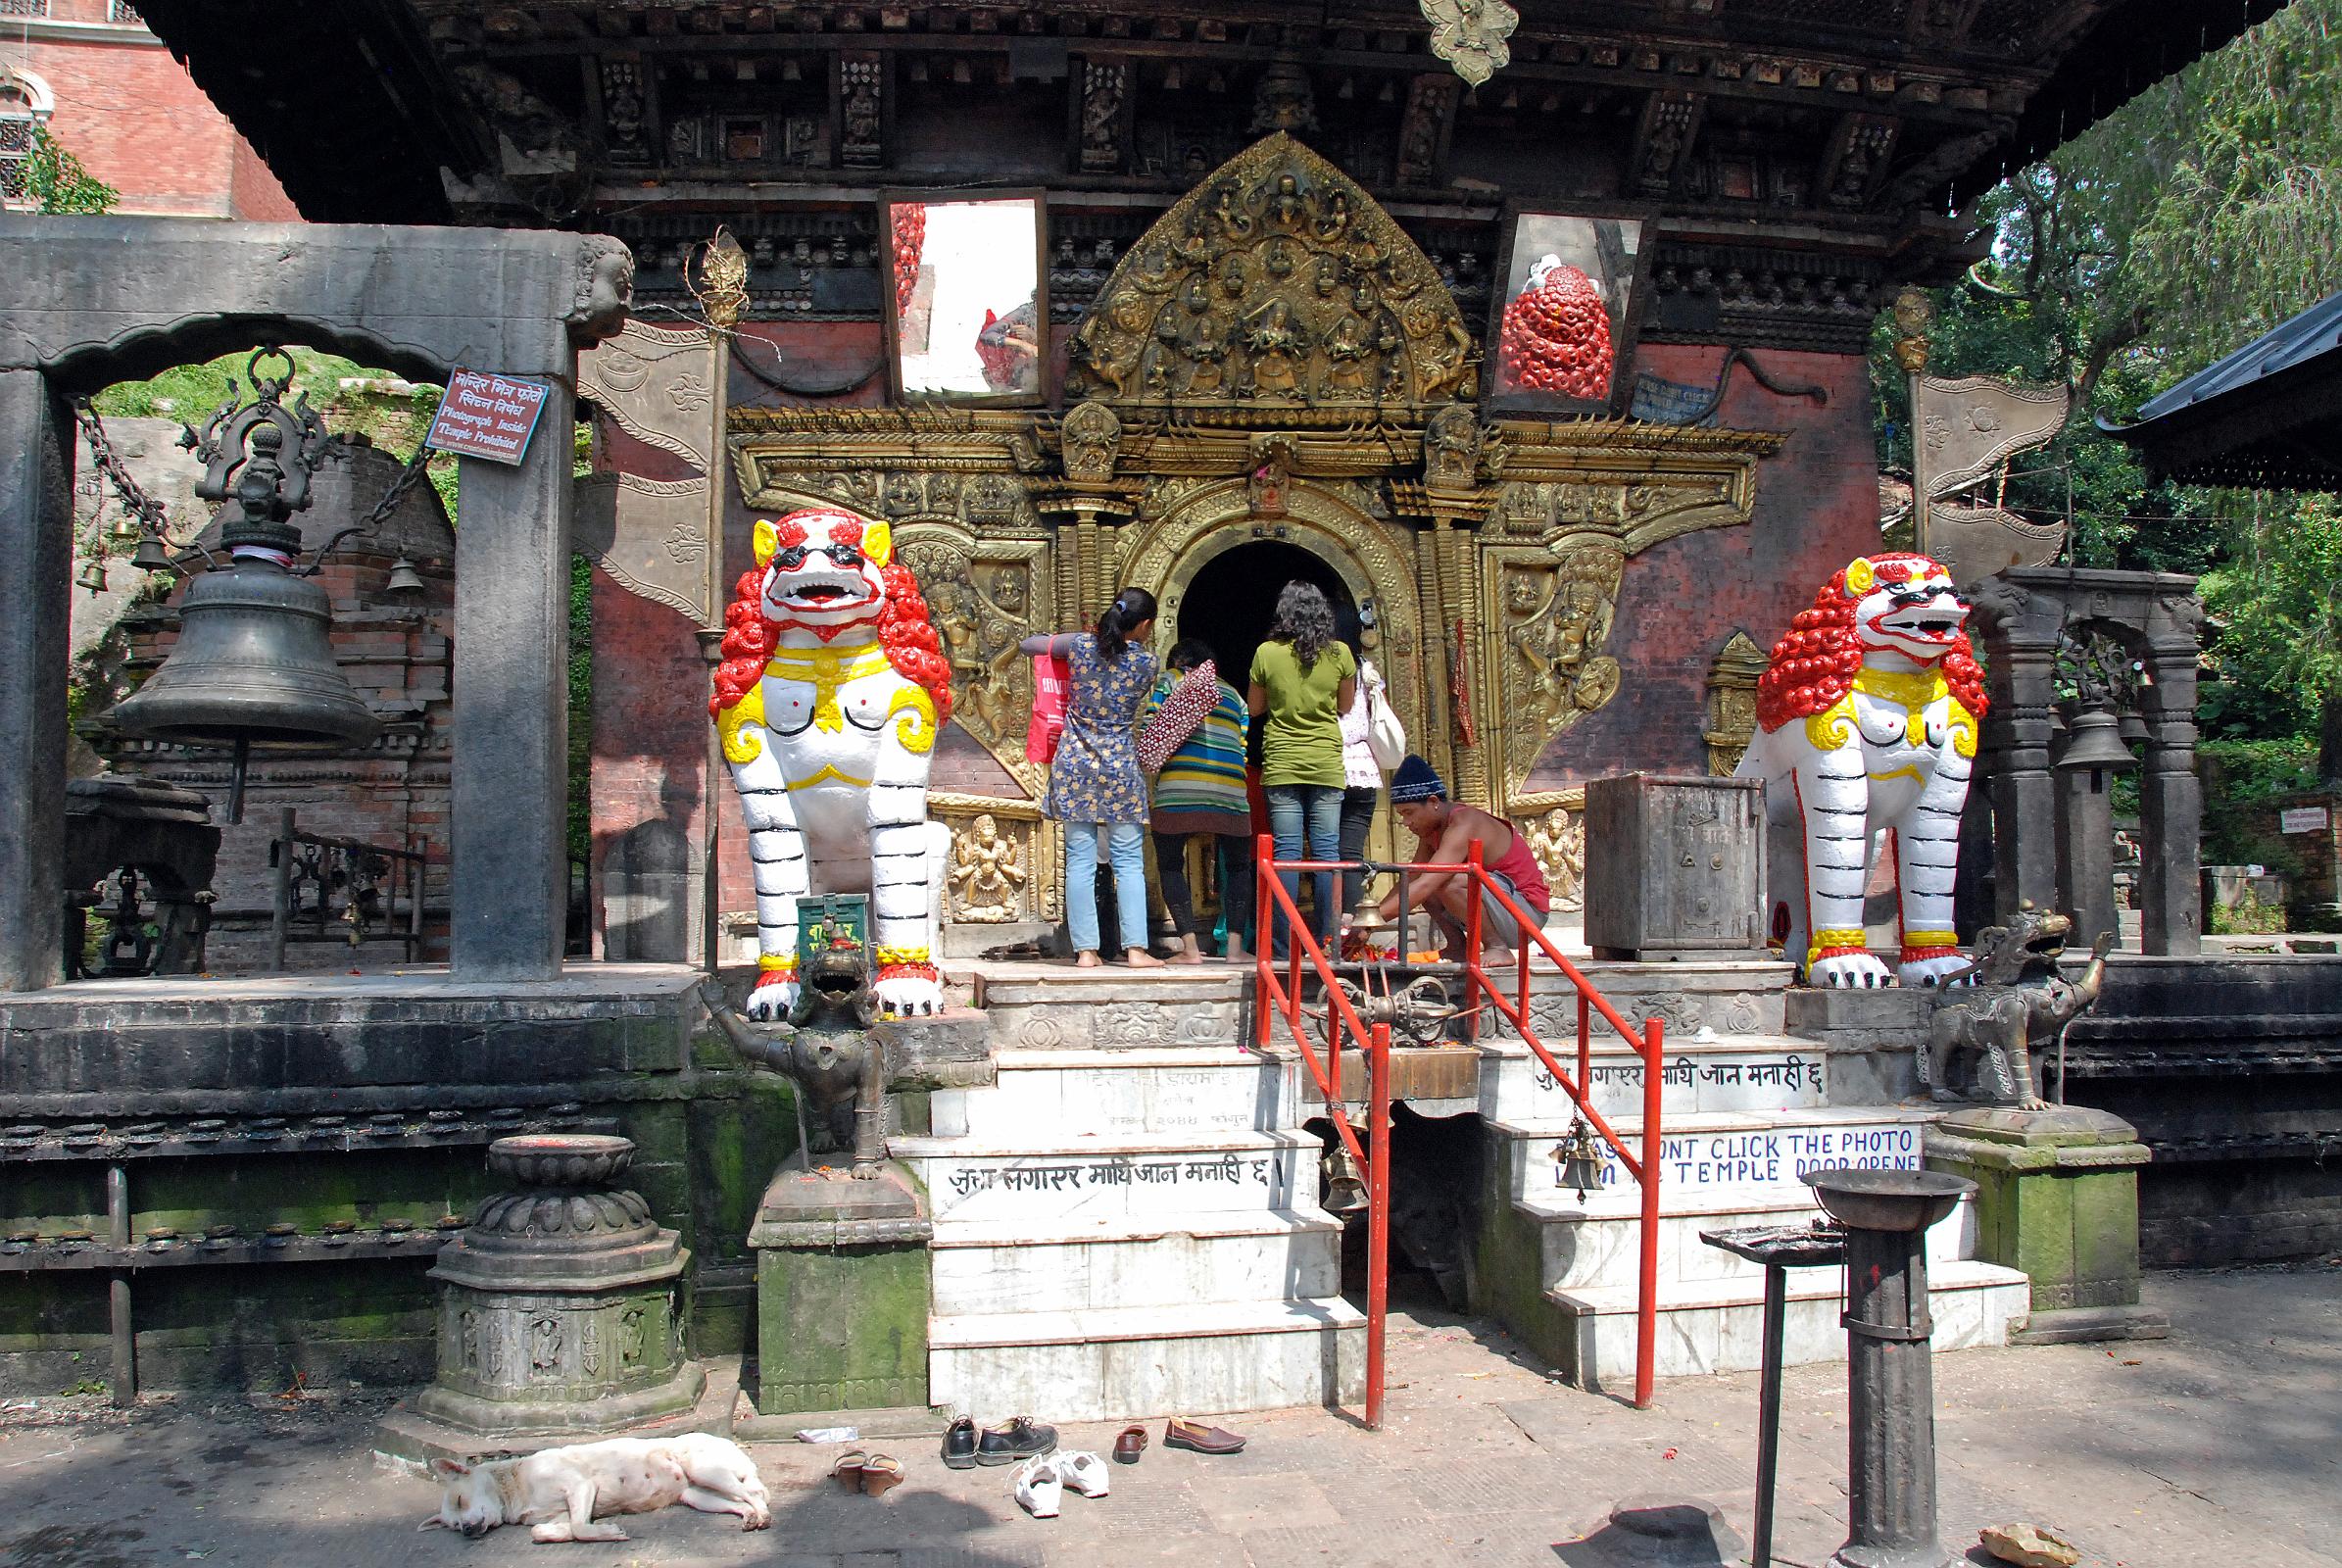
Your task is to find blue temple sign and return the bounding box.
[426,368,551,465]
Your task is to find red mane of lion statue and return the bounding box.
[1754,552,1986,734]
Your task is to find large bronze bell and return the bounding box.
[2055,704,2135,776]
[105,352,381,821]
[108,553,380,751]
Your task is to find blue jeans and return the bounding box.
[1065,820,1148,955]
[1265,783,1343,958]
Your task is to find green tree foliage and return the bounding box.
[23,125,117,214]
[1877,0,2342,773]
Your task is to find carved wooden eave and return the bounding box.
[1479,418,1785,556]
[728,406,1048,511]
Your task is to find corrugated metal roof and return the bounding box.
[2133,288,2342,421]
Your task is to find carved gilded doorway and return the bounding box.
[1126,476,1425,900]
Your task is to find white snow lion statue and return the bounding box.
[1735,552,1988,988]
[709,506,955,1018]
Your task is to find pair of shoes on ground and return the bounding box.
[1013,1450,1109,1517]
[830,1451,904,1496]
[944,1414,1056,1470]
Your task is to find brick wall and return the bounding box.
[1523,345,1881,789]
[5,0,296,219]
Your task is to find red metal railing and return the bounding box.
[1252,836,1667,1413]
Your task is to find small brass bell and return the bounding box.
[1553,1116,1603,1202]
[1321,1146,1368,1215]
[74,557,108,596]
[130,534,174,573]
[383,555,425,597]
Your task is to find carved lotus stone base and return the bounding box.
[415,1134,704,1440]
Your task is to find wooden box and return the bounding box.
[1582,774,1766,960]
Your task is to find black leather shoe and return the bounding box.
[975,1414,1056,1466]
[942,1415,978,1470]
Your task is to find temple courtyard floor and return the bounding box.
[0,1263,2332,1568]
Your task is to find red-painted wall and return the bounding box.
[1524,345,1881,789]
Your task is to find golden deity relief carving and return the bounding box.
[948,811,1029,922]
[1066,133,1477,409]
[1516,807,1586,915]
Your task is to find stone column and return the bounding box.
[1973,581,2063,923]
[452,368,578,981]
[2138,630,2203,956]
[0,370,72,994]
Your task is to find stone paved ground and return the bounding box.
[1,1265,2334,1568]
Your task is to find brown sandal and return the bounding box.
[859,1454,904,1496]
[831,1450,869,1491]
[1113,1425,1147,1465]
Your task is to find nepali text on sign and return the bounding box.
[425,369,552,466]
[2280,806,2331,835]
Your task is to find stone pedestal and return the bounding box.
[1925,1106,2169,1344]
[410,1135,705,1441]
[747,1162,932,1419]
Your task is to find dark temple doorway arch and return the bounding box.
[1174,539,1358,684]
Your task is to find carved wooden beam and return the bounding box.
[1632,89,1704,197]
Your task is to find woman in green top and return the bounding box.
[1248,581,1357,958]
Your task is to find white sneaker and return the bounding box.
[1013,1455,1063,1518]
[1058,1450,1110,1499]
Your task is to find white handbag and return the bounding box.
[1362,662,1407,772]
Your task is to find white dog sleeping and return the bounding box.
[420,1433,772,1543]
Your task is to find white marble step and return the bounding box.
[931,1047,1299,1139]
[891,1129,1313,1223]
[1488,1107,1941,1204]
[1516,1188,1977,1294]
[1479,1033,1832,1122]
[928,1207,1342,1315]
[929,1298,1366,1423]
[1542,1259,2031,1391]
[969,964,1251,1051]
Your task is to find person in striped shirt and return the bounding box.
[1143,640,1256,964]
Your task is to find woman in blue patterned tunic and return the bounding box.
[1021,588,1162,967]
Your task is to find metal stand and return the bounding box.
[1700,1223,1847,1568]
[1803,1168,1977,1568]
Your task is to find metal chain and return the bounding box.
[70,396,176,541]
[72,395,438,569]
[354,439,437,534]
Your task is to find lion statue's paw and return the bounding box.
[744,980,800,1021]
[1900,955,1974,989]
[1807,952,1896,989]
[874,975,945,1017]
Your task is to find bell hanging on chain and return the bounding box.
[130,534,174,573]
[1552,1116,1603,1202]
[74,558,108,596]
[106,379,379,824]
[1321,1145,1369,1215]
[384,555,425,596]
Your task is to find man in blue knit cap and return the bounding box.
[1364,755,1554,960]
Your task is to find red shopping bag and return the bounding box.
[1026,653,1071,763]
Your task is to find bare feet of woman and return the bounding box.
[1224,941,1249,966]
[1168,935,1206,966]
[1124,948,1165,968]
[1074,951,1103,968]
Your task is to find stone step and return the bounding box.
[1488,1107,1940,1204]
[1478,956,1795,1039]
[1514,1188,1977,1294]
[889,1130,1314,1224]
[1539,1259,2031,1391]
[927,1208,1342,1315]
[928,1298,1367,1424]
[967,962,1250,1051]
[931,1048,1298,1139]
[1479,1033,1832,1121]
